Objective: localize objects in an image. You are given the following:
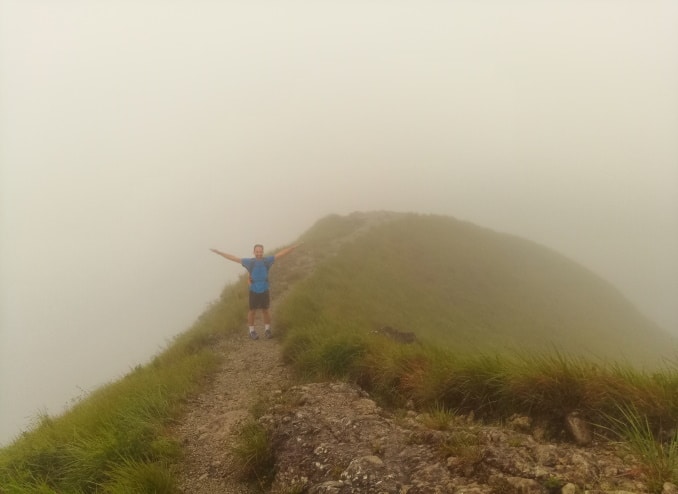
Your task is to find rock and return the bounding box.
[265,381,651,494]
[493,476,543,493]
[664,482,678,494]
[308,480,346,493]
[565,411,592,446]
[561,482,577,494]
[374,325,417,344]
[508,414,532,432]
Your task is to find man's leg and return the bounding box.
[262,308,272,338]
[247,308,258,339]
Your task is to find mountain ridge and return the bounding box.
[2,210,676,493]
[175,211,677,493]
[282,211,675,366]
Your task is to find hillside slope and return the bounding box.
[173,211,676,493]
[2,211,674,493]
[282,211,676,366]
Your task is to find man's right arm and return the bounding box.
[210,249,242,264]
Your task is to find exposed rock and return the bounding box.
[508,414,533,433]
[263,382,652,494]
[565,411,593,446]
[664,482,678,494]
[374,325,418,344]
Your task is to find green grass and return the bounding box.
[277,212,678,489]
[603,404,678,492]
[230,420,275,485]
[421,402,459,431]
[2,211,677,492]
[285,213,677,364]
[0,282,248,493]
[281,322,678,432]
[437,429,484,466]
[277,213,677,427]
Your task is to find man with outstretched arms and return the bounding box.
[210,243,300,340]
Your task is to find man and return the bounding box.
[210,243,300,340]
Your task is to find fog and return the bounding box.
[1,1,677,445]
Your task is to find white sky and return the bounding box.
[1,0,677,445]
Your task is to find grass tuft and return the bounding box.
[602,404,678,492]
[230,420,275,485]
[421,402,458,431]
[103,458,178,494]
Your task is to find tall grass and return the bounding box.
[0,282,248,493]
[230,420,275,486]
[280,316,678,489]
[276,213,678,487]
[603,405,678,492]
[281,320,678,434]
[277,213,677,422]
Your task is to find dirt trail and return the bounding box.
[173,215,396,493]
[173,324,291,494]
[172,246,316,493]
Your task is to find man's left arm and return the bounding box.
[274,243,302,260]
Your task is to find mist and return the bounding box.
[1,1,677,446]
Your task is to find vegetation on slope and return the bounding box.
[284,212,676,363]
[1,211,676,492]
[275,212,678,487]
[279,212,677,404]
[0,281,249,493]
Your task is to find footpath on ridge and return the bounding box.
[170,215,660,494]
[173,324,290,494]
[172,245,317,493]
[172,214,395,493]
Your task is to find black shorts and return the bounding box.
[249,290,270,310]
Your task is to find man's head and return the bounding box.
[253,244,264,259]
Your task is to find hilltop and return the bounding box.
[283,211,675,365]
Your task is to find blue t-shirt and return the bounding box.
[241,256,275,293]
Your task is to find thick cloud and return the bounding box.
[1,1,676,445]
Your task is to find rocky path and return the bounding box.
[172,327,291,494]
[171,242,318,493]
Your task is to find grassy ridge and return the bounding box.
[278,323,678,489]
[1,211,677,491]
[278,213,678,422]
[0,281,249,493]
[286,212,676,363]
[278,302,678,433]
[276,212,678,487]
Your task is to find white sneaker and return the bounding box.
[249,330,259,340]
[264,328,272,339]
